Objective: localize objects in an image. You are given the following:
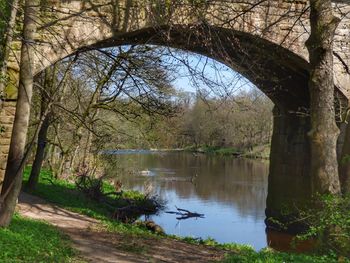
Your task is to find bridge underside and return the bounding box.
[84,26,311,111]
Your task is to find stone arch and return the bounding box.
[3,0,346,107]
[31,24,312,112]
[33,24,314,230]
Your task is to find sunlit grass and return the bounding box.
[0,214,77,262]
[22,168,158,237]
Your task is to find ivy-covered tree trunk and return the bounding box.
[306,0,341,195]
[0,0,38,227]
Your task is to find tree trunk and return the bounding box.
[0,0,38,227]
[26,65,57,190]
[26,114,50,190]
[56,154,66,178]
[306,0,341,195]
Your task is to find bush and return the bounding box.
[298,195,350,257]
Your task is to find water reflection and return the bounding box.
[104,151,269,250]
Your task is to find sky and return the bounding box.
[163,49,257,97]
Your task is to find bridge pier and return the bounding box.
[266,107,312,232]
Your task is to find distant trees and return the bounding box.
[173,90,273,150]
[114,88,273,150]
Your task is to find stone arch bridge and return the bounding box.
[0,0,349,225]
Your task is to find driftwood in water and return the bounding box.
[166,206,204,220]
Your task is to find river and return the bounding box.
[104,150,272,250]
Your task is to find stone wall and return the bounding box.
[0,101,16,189]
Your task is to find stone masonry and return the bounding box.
[0,102,16,184]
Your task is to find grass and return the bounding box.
[174,237,343,263]
[222,247,341,263]
[22,168,158,237]
[21,168,348,262]
[0,214,77,263]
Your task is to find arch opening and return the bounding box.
[34,25,312,112]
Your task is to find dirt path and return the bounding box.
[17,192,227,263]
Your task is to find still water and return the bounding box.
[105,150,269,250]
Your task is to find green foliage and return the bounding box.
[171,236,340,262]
[0,0,11,61]
[0,214,76,262]
[22,168,159,237]
[223,248,340,263]
[341,154,350,165]
[298,195,350,257]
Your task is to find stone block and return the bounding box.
[1,130,13,138]
[0,117,15,125]
[0,155,8,170]
[0,170,4,189]
[0,146,10,154]
[0,138,11,146]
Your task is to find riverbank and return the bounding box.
[184,144,270,159]
[4,168,342,262]
[105,144,271,159]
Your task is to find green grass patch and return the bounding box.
[22,168,158,237]
[0,214,77,262]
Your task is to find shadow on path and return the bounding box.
[17,192,226,263]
